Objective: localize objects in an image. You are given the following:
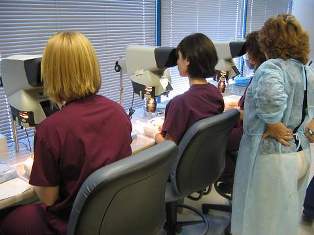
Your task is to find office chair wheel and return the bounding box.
[215,181,232,201]
[188,186,211,201]
[202,186,211,195]
[187,190,203,201]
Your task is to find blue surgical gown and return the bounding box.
[231,58,314,235]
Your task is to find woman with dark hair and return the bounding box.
[227,30,266,153]
[220,31,266,193]
[155,33,224,144]
[231,14,314,235]
[244,31,267,69]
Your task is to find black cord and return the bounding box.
[128,92,135,118]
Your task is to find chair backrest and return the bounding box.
[170,109,239,197]
[67,140,178,235]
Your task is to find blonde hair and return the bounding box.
[259,14,309,64]
[41,32,101,103]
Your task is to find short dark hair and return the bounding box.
[245,31,266,67]
[176,33,218,78]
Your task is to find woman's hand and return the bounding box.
[224,101,239,110]
[263,122,293,146]
[239,110,244,121]
[305,119,314,143]
[155,132,165,144]
[33,185,59,206]
[155,132,176,144]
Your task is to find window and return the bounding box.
[242,0,291,76]
[161,0,245,99]
[0,0,156,150]
[246,0,292,33]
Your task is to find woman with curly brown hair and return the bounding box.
[231,14,314,235]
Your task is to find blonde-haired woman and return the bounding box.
[0,32,132,235]
[231,14,314,235]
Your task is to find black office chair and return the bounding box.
[67,140,178,235]
[164,109,240,235]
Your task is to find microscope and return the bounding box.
[214,41,245,93]
[1,55,59,151]
[115,46,176,114]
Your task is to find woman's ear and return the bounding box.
[248,56,258,69]
[185,58,190,67]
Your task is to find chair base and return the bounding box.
[201,203,231,214]
[201,203,232,235]
[165,202,209,235]
[224,222,232,235]
[187,186,211,201]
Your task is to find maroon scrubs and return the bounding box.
[227,77,253,153]
[161,83,224,144]
[223,78,253,184]
[0,95,132,235]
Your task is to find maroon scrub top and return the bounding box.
[29,95,132,234]
[161,83,224,144]
[227,77,253,153]
[238,76,253,110]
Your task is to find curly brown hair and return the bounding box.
[245,31,266,67]
[258,14,309,64]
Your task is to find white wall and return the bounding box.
[292,0,314,66]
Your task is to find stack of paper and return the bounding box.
[0,178,31,201]
[0,164,18,184]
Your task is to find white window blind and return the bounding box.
[0,0,156,148]
[161,0,244,99]
[246,0,291,33]
[242,0,290,76]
